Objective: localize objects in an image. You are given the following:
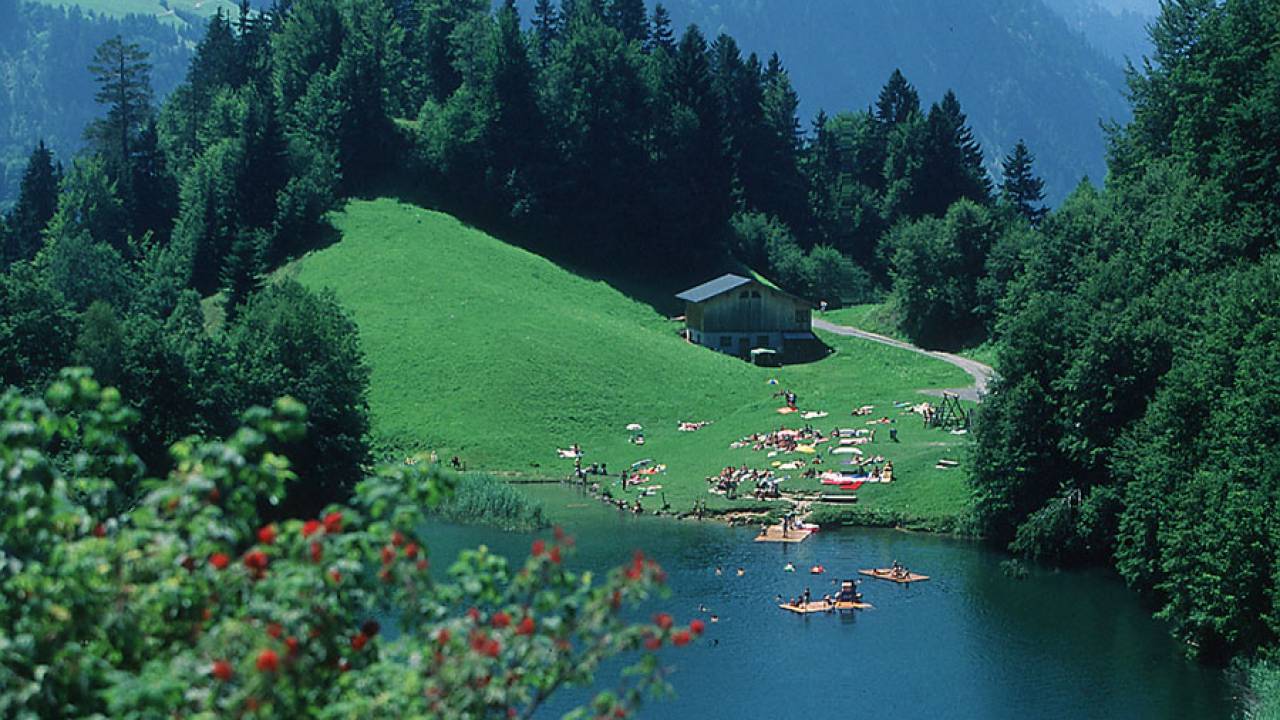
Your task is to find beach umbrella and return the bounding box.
[626,423,642,431]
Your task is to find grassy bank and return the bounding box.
[293,198,974,526]
[436,472,548,532]
[824,302,1000,368]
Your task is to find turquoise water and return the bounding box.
[425,485,1233,719]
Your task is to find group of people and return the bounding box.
[706,464,777,498]
[729,425,826,453]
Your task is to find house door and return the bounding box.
[738,336,750,357]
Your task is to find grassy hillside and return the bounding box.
[292,198,974,526]
[31,0,240,25]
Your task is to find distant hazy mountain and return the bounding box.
[656,0,1136,204]
[1043,0,1157,66]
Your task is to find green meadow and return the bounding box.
[292,198,974,527]
[32,0,240,25]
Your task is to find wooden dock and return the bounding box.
[754,525,813,543]
[858,568,930,584]
[779,600,873,614]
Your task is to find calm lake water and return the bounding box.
[425,485,1232,719]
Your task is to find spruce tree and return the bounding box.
[86,36,153,171]
[1000,139,1046,225]
[874,68,919,126]
[647,3,675,53]
[2,141,61,267]
[532,0,559,58]
[605,0,647,44]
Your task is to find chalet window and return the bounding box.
[720,335,732,347]
[751,291,761,299]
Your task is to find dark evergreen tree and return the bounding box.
[604,0,647,44]
[3,141,61,267]
[1000,139,1046,225]
[531,0,559,59]
[646,3,674,53]
[416,0,487,102]
[874,68,919,127]
[86,36,153,171]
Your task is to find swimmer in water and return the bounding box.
[736,567,745,577]
[715,566,723,576]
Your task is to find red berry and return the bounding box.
[391,530,405,547]
[380,545,396,565]
[257,525,277,545]
[322,512,343,534]
[302,520,322,538]
[211,659,233,682]
[491,611,511,629]
[404,542,419,559]
[210,553,230,571]
[689,619,706,636]
[351,632,369,651]
[654,613,673,630]
[256,649,279,673]
[243,550,269,572]
[516,616,535,636]
[266,622,283,639]
[531,539,546,557]
[672,630,691,647]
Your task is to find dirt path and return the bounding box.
[812,318,996,402]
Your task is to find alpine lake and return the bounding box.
[425,484,1232,719]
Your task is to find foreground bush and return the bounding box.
[0,370,702,718]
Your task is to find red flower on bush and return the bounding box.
[329,568,342,584]
[322,512,343,534]
[672,630,691,647]
[404,542,420,559]
[689,619,706,636]
[302,519,322,538]
[531,539,545,558]
[491,611,511,629]
[256,649,279,673]
[380,545,396,565]
[516,616,536,636]
[351,632,369,651]
[211,659,233,682]
[257,524,277,545]
[643,635,661,651]
[243,550,269,574]
[266,622,283,639]
[209,553,230,571]
[416,558,429,572]
[549,546,562,564]
[93,523,106,538]
[391,530,405,547]
[654,613,673,630]
[467,607,481,622]
[553,526,566,541]
[437,629,451,645]
[310,541,323,563]
[285,636,300,656]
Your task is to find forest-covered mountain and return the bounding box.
[1043,0,1157,65]
[641,0,1133,203]
[0,0,203,206]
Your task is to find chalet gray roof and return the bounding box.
[675,274,754,303]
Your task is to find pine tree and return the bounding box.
[532,0,559,59]
[874,68,919,126]
[86,36,153,171]
[605,0,647,44]
[2,141,61,267]
[646,3,675,53]
[1000,139,1046,225]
